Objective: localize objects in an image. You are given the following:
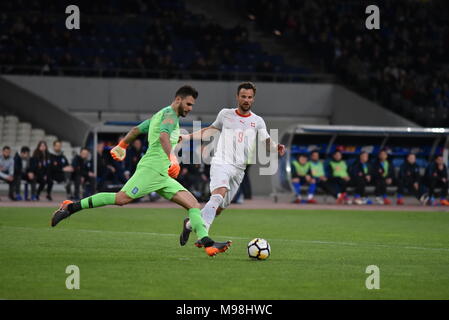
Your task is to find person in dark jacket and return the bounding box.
[96,141,118,191]
[125,138,145,178]
[13,146,33,200]
[396,153,426,205]
[29,141,52,201]
[372,149,394,205]
[71,148,95,200]
[108,136,128,184]
[0,146,15,200]
[424,155,449,206]
[48,140,73,200]
[349,151,373,204]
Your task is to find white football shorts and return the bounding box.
[209,163,245,208]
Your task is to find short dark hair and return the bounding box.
[175,85,198,99]
[310,150,320,156]
[332,150,342,156]
[20,146,30,153]
[237,82,256,95]
[3,146,10,151]
[360,151,369,157]
[53,140,61,146]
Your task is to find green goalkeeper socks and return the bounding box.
[188,208,208,239]
[80,193,117,210]
[68,193,117,214]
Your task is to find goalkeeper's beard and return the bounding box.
[178,105,189,117]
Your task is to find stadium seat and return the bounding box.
[2,138,16,146]
[30,128,45,138]
[5,115,19,124]
[18,122,31,130]
[17,128,31,137]
[62,147,73,157]
[45,135,58,145]
[16,140,31,148]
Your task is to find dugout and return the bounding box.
[271,125,449,202]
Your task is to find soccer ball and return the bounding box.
[247,238,271,260]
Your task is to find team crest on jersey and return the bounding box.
[251,122,255,127]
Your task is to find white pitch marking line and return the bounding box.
[2,225,449,253]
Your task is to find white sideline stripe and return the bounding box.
[2,226,449,253]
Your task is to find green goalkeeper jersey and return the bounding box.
[136,106,180,173]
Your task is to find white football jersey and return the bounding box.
[210,108,270,169]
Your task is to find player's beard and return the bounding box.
[178,103,188,117]
[239,103,251,112]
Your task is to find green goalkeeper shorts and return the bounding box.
[121,166,187,200]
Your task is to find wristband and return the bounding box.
[118,140,129,149]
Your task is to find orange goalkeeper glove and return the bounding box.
[110,140,129,161]
[168,154,180,178]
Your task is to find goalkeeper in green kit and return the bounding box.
[50,85,231,257]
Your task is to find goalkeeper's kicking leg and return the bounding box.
[50,191,134,227]
[51,190,231,257]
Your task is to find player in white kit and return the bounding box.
[179,82,286,247]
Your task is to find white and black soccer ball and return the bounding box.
[247,238,271,260]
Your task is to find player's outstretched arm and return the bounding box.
[110,126,142,161]
[265,138,286,156]
[180,125,220,142]
[160,132,181,178]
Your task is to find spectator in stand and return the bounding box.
[96,141,117,191]
[29,141,52,201]
[290,154,313,204]
[349,151,373,205]
[372,149,394,205]
[396,153,426,205]
[178,164,194,192]
[424,155,449,206]
[235,0,449,127]
[326,150,350,204]
[125,138,145,179]
[241,165,252,200]
[191,164,211,202]
[0,146,15,201]
[177,164,207,201]
[71,148,95,200]
[48,140,73,200]
[13,146,33,201]
[109,136,128,184]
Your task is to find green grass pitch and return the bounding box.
[1,207,449,299]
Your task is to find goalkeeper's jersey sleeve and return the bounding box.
[137,106,180,173]
[137,119,151,134]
